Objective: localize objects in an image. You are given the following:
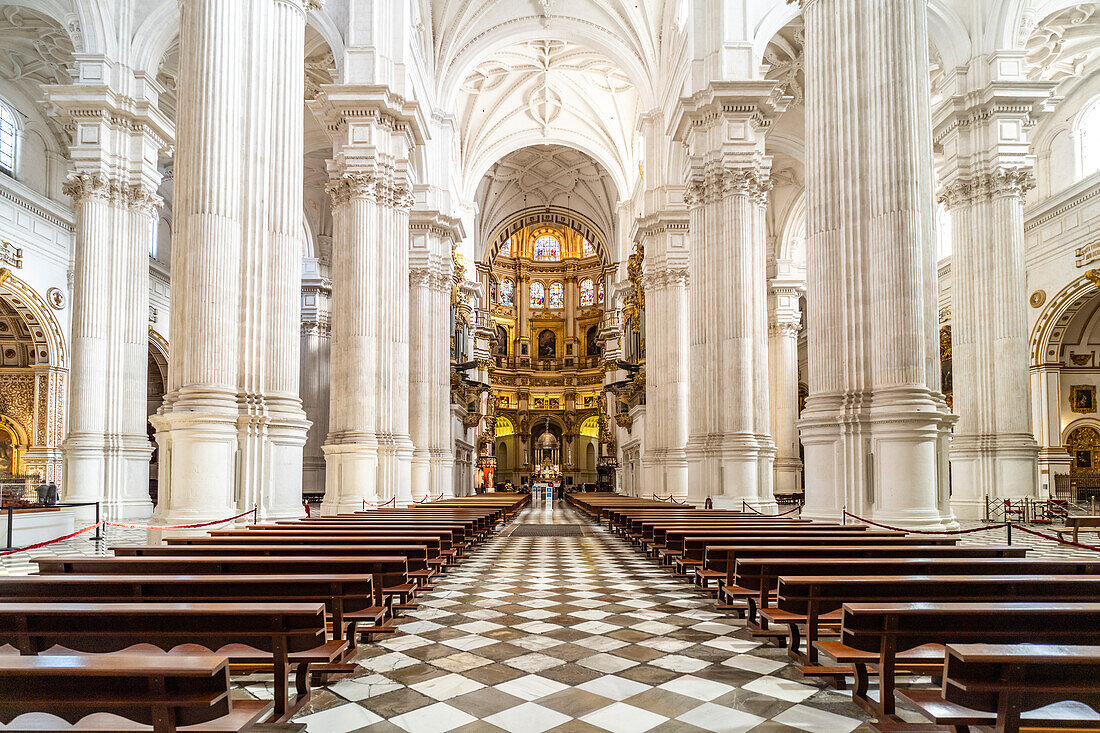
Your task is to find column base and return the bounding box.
[773,455,803,495]
[686,433,776,503]
[799,387,958,530]
[148,398,241,542]
[430,450,455,499]
[949,432,1039,519]
[322,435,379,514]
[410,449,431,505]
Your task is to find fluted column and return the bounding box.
[299,261,331,496]
[310,87,425,513]
[150,0,246,527]
[322,174,381,512]
[409,265,433,504]
[934,75,1054,518]
[238,0,311,521]
[799,0,956,528]
[769,283,803,495]
[62,174,161,519]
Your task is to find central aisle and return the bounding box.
[295,500,872,732]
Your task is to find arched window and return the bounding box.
[534,235,560,261]
[0,100,20,178]
[597,280,605,304]
[548,281,564,308]
[499,238,511,257]
[500,278,514,306]
[580,278,594,306]
[1078,97,1100,180]
[530,281,545,308]
[582,239,596,257]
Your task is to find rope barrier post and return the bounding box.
[842,505,846,526]
[4,506,11,550]
[252,505,258,525]
[92,502,102,542]
[1008,522,1012,546]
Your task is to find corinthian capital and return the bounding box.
[938,167,1035,209]
[62,171,117,204]
[325,172,376,208]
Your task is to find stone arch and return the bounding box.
[1030,273,1100,366]
[481,206,613,267]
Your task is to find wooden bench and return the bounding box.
[0,654,271,732]
[1056,515,1100,543]
[698,544,1023,593]
[901,643,1100,733]
[734,557,1100,629]
[0,601,338,720]
[818,602,1100,719]
[766,574,1100,666]
[0,574,386,649]
[653,529,897,566]
[36,555,410,636]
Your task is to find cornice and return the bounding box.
[308,84,428,147]
[1024,174,1100,233]
[0,177,73,232]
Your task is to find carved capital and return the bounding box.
[63,172,163,214]
[687,165,773,207]
[325,172,376,208]
[938,167,1035,209]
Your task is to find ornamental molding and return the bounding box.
[645,266,689,290]
[300,314,331,336]
[62,171,163,213]
[768,321,801,339]
[938,167,1035,209]
[325,171,414,210]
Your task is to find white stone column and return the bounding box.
[238,0,312,521]
[638,221,690,501]
[150,0,246,526]
[62,174,160,520]
[299,257,331,496]
[44,83,173,521]
[798,0,956,528]
[674,85,781,508]
[934,74,1054,518]
[432,266,457,499]
[310,88,425,513]
[769,282,803,495]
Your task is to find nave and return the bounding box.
[293,502,870,733]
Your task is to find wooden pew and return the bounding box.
[732,557,1097,629]
[1056,515,1100,543]
[658,525,869,568]
[698,543,1021,592]
[36,554,411,632]
[901,643,1100,732]
[0,602,337,720]
[0,654,270,733]
[818,602,1100,719]
[0,574,387,649]
[767,575,1100,666]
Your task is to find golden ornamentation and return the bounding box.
[1086,270,1100,289]
[1067,425,1100,475]
[1071,352,1093,366]
[622,244,645,334]
[1030,290,1047,308]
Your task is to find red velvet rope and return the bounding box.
[842,511,1009,535]
[742,501,802,517]
[1011,523,1100,553]
[362,498,397,509]
[104,507,256,530]
[0,521,103,557]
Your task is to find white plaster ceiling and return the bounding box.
[475,144,616,255]
[1025,2,1100,91]
[455,38,640,200]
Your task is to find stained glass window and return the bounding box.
[0,101,17,176]
[530,281,545,308]
[499,238,511,257]
[597,281,605,304]
[500,279,514,306]
[549,282,564,308]
[582,239,596,257]
[580,278,594,306]
[534,235,560,261]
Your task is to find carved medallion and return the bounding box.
[1029,290,1046,308]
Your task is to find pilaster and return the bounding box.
[934,66,1056,517]
[672,83,785,507]
[768,279,803,495]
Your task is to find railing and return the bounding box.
[1054,474,1100,503]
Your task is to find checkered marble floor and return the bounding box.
[291,500,875,733]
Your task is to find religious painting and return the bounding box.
[538,329,556,358]
[549,397,561,410]
[1067,425,1100,475]
[530,281,545,308]
[495,325,508,356]
[1072,385,1097,413]
[496,394,510,408]
[583,395,595,409]
[533,396,547,410]
[1078,450,1094,470]
[549,282,564,309]
[586,325,601,356]
[500,278,514,306]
